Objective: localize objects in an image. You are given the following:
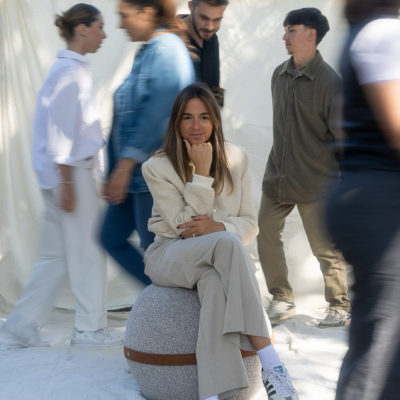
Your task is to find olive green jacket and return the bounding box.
[262,51,342,203]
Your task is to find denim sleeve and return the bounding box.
[120,38,195,162]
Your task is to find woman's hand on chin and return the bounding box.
[178,215,225,239]
[184,139,212,177]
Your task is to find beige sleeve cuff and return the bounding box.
[192,174,214,187]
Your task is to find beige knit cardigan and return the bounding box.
[142,142,258,246]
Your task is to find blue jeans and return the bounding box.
[99,192,154,285]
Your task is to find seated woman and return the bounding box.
[142,83,298,400]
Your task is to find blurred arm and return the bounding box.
[350,19,400,153]
[363,80,400,153]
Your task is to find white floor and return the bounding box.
[0,297,348,400]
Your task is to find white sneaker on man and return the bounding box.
[318,307,351,328]
[268,301,296,323]
[71,328,124,346]
[262,364,298,400]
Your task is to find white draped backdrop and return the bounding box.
[0,0,347,312]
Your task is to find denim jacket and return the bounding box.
[107,31,194,192]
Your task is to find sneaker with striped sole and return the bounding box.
[262,364,298,400]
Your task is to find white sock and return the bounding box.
[257,344,282,370]
[204,396,218,400]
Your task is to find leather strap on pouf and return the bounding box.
[124,346,257,366]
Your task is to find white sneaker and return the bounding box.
[71,328,124,346]
[262,364,298,400]
[0,326,50,349]
[268,301,296,323]
[318,307,351,328]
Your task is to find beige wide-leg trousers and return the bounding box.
[4,163,107,344]
[144,231,272,400]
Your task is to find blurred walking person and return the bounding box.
[0,3,122,347]
[325,1,400,398]
[99,0,194,284]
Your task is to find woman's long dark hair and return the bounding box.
[160,83,233,195]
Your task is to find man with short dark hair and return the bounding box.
[181,0,228,106]
[258,8,351,327]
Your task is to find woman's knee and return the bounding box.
[98,221,110,249]
[98,221,124,251]
[98,202,135,251]
[139,229,155,251]
[214,231,242,248]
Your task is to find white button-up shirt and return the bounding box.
[32,49,104,189]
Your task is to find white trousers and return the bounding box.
[4,165,107,342]
[145,231,272,400]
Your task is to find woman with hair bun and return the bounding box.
[0,3,122,347]
[99,0,194,284]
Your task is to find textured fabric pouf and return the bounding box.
[124,284,263,400]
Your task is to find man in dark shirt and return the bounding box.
[258,8,351,328]
[181,0,228,106]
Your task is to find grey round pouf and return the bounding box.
[124,284,263,400]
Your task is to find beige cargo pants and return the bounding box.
[258,193,350,311]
